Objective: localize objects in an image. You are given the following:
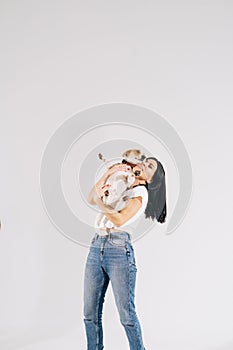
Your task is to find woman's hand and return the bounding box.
[95,184,111,199]
[107,163,131,176]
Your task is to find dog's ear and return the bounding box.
[136,149,141,154]
[141,154,146,161]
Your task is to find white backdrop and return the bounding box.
[1,1,233,349]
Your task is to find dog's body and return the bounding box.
[94,169,135,227]
[95,149,145,228]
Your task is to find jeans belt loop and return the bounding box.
[127,232,132,242]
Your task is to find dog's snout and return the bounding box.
[141,155,146,161]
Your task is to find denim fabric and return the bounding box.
[83,231,146,350]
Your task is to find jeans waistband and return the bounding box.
[94,231,132,242]
[95,227,126,235]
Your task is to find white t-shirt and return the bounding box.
[95,185,148,234]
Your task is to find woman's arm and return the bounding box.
[87,172,109,205]
[94,195,142,227]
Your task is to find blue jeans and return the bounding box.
[83,231,146,350]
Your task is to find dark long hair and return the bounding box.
[144,157,167,223]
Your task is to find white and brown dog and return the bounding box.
[95,149,146,227]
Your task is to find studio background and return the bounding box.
[0,1,233,350]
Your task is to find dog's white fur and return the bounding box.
[95,149,145,228]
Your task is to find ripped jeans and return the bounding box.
[83,231,146,350]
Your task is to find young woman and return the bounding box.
[83,157,166,350]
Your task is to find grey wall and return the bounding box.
[0,1,233,349]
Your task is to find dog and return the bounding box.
[94,149,146,228]
[98,148,146,203]
[99,149,146,167]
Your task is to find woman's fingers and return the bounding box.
[108,164,131,173]
[96,184,111,198]
[102,184,111,189]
